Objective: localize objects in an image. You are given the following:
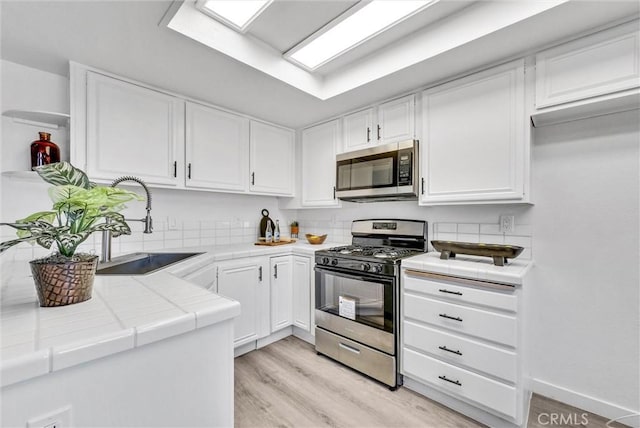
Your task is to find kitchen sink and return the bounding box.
[96,252,203,275]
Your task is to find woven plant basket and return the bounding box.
[29,255,98,307]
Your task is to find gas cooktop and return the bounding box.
[318,245,423,263]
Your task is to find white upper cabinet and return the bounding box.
[85,71,183,186]
[535,21,640,109]
[420,60,528,204]
[301,119,341,207]
[249,121,295,196]
[342,108,374,152]
[340,95,415,153]
[378,94,415,144]
[185,102,249,192]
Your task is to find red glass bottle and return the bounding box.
[30,132,60,169]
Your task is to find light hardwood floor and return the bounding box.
[235,336,623,428]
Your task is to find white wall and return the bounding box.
[528,110,639,418]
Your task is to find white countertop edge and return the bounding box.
[0,241,342,385]
[401,253,534,286]
[0,348,50,388]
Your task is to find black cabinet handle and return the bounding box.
[421,177,425,195]
[258,266,262,282]
[251,172,255,185]
[438,375,462,386]
[333,186,336,199]
[173,161,177,178]
[187,163,192,179]
[439,346,462,356]
[366,127,371,142]
[274,264,278,279]
[377,124,381,140]
[439,289,463,296]
[439,313,463,322]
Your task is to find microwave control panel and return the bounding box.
[397,148,413,186]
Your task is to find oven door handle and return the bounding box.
[314,266,394,284]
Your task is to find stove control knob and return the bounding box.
[331,259,339,266]
[321,257,330,265]
[373,265,383,273]
[361,263,371,272]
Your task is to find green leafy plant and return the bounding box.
[1,162,143,258]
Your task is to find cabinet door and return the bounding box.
[185,102,249,192]
[270,255,293,332]
[536,21,640,109]
[250,121,294,196]
[420,60,526,204]
[342,108,374,153]
[292,255,311,331]
[86,71,182,186]
[301,119,341,207]
[216,258,269,347]
[378,94,415,144]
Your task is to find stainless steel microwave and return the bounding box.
[336,140,418,202]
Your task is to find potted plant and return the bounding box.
[290,221,299,238]
[0,162,142,307]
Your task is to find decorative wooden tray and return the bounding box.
[255,238,297,246]
[431,240,524,266]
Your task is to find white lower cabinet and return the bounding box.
[216,254,313,349]
[270,255,294,332]
[292,255,311,331]
[402,269,526,425]
[216,257,270,347]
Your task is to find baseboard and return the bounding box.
[532,378,639,426]
[292,326,314,345]
[256,326,293,349]
[403,377,521,428]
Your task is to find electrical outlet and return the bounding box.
[499,215,515,233]
[167,216,178,230]
[27,406,71,428]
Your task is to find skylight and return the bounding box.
[197,0,272,33]
[286,0,435,71]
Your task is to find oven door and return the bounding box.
[315,266,395,354]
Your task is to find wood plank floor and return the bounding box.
[235,336,483,427]
[235,336,623,428]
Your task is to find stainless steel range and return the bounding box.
[314,219,428,389]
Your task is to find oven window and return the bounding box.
[316,271,393,332]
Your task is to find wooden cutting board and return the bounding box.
[254,238,297,246]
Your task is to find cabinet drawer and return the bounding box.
[404,348,516,418]
[404,294,516,347]
[403,320,517,382]
[403,271,517,312]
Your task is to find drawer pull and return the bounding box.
[439,288,463,296]
[339,343,361,354]
[439,313,463,322]
[438,375,462,386]
[438,345,462,356]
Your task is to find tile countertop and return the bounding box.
[0,240,343,388]
[402,252,533,286]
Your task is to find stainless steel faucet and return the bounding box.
[101,176,152,263]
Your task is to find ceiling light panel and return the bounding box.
[198,0,272,32]
[287,0,435,71]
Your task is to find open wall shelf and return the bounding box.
[2,110,70,129]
